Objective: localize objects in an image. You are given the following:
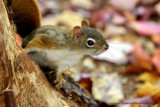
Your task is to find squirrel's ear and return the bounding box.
[81,20,89,27]
[73,26,83,40]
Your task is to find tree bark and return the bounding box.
[0,1,83,106]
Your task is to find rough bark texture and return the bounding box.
[0,1,82,106]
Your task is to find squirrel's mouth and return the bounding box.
[102,43,109,51]
[92,49,105,56]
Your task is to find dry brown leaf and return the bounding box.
[136,59,153,71]
[125,45,153,73]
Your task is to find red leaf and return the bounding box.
[16,33,22,46]
[129,21,160,36]
[90,8,114,28]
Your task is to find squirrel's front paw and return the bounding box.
[54,70,67,89]
[54,78,66,89]
[54,69,76,89]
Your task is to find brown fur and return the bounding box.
[25,35,55,49]
[23,20,109,89]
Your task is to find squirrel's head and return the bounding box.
[72,20,109,55]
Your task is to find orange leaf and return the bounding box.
[123,65,141,74]
[152,50,160,74]
[132,45,150,61]
[131,103,139,107]
[136,59,152,71]
[123,11,136,22]
[138,72,159,84]
[137,82,160,103]
[78,77,92,92]
[151,35,160,45]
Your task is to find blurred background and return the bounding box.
[37,0,160,106]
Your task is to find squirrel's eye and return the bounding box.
[86,38,95,47]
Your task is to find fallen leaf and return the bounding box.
[81,57,124,104]
[108,0,139,10]
[152,49,160,74]
[127,45,153,73]
[131,104,139,107]
[140,0,158,5]
[155,2,160,16]
[122,96,153,107]
[49,10,83,30]
[136,59,153,71]
[104,24,127,36]
[71,0,94,9]
[129,21,160,36]
[90,8,114,28]
[38,0,60,16]
[111,13,127,25]
[93,40,134,64]
[123,65,142,74]
[91,72,124,105]
[132,45,150,61]
[138,72,159,84]
[137,82,160,103]
[151,35,160,46]
[123,11,136,21]
[133,6,153,20]
[78,76,92,92]
[16,33,22,46]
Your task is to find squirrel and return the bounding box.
[6,0,109,89]
[22,20,109,89]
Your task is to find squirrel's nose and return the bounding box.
[103,43,109,50]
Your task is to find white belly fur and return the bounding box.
[45,49,83,71]
[26,48,84,71]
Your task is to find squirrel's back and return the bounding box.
[22,25,70,48]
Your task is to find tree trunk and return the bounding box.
[0,1,87,106]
